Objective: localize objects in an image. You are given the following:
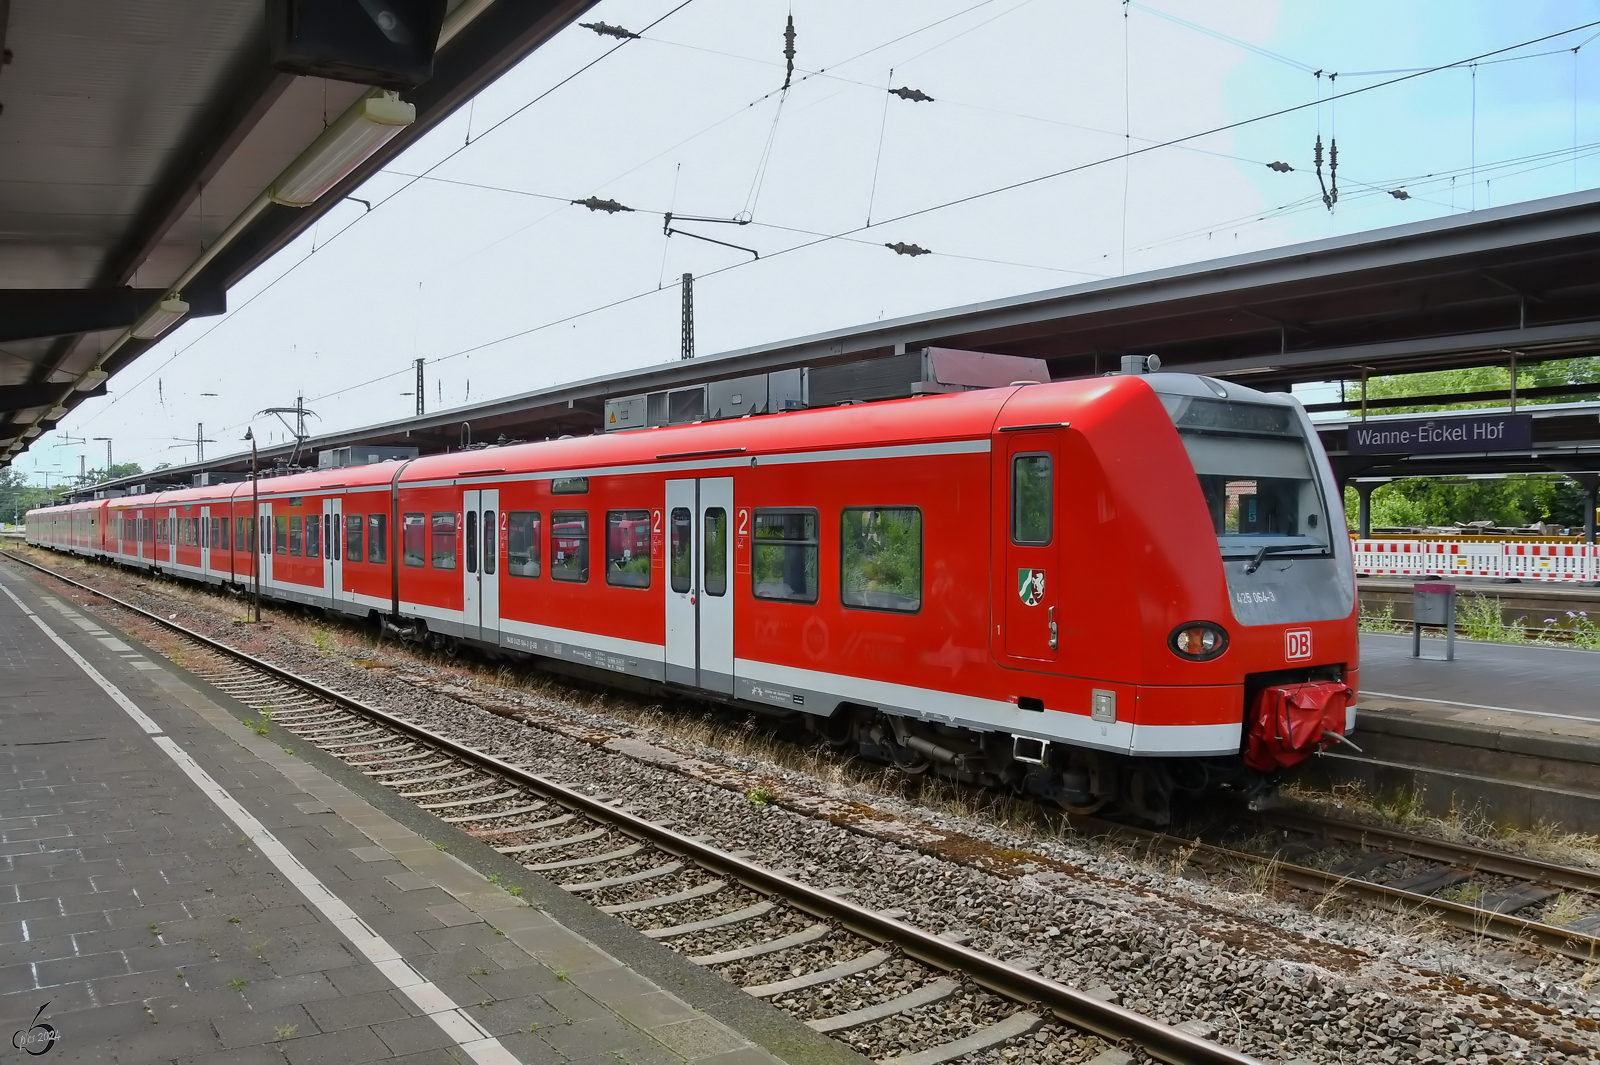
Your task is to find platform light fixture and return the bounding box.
[22,427,41,438]
[45,405,67,421]
[130,296,190,340]
[76,368,109,391]
[269,90,415,207]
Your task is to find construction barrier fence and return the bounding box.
[1352,540,1598,582]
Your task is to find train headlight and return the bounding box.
[1169,622,1228,661]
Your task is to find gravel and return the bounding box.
[22,550,1600,1065]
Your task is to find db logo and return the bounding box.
[1285,628,1313,662]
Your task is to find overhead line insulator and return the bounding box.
[886,242,932,257]
[580,21,638,39]
[890,87,934,103]
[572,196,633,213]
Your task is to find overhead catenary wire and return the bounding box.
[183,19,1600,433]
[866,68,894,226]
[73,0,700,432]
[75,14,1600,453]
[302,131,1600,416]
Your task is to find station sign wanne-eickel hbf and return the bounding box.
[1346,412,1533,455]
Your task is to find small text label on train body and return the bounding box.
[1285,628,1312,661]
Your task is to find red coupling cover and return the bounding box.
[1244,680,1354,772]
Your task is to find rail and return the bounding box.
[1,548,1259,1065]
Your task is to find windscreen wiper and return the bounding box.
[1243,543,1325,574]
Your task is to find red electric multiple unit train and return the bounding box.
[26,373,1358,821]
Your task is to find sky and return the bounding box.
[23,0,1600,483]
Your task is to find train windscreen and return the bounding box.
[1163,396,1332,561]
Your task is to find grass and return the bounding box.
[747,784,776,806]
[1357,600,1405,634]
[227,978,249,992]
[275,1024,298,1040]
[1284,778,1600,872]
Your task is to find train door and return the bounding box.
[258,502,273,586]
[200,505,211,576]
[461,489,500,645]
[664,477,734,693]
[323,498,343,609]
[166,507,177,567]
[998,431,1061,664]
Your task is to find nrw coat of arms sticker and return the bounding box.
[1018,568,1045,606]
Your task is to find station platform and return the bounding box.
[1359,631,1600,727]
[1314,633,1600,828]
[0,559,851,1065]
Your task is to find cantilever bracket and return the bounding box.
[661,212,759,259]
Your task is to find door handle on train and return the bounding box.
[1048,606,1058,650]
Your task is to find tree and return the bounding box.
[1338,359,1600,530]
[1351,358,1600,415]
[0,468,55,526]
[1344,477,1589,531]
[86,462,143,485]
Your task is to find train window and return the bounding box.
[431,512,457,570]
[236,517,247,551]
[670,508,691,593]
[1011,454,1052,545]
[483,510,496,576]
[551,511,588,582]
[307,515,321,559]
[606,510,651,588]
[346,515,363,562]
[289,516,303,556]
[752,509,819,603]
[507,512,541,577]
[217,517,229,552]
[368,513,388,563]
[841,508,922,613]
[465,511,478,574]
[704,508,728,597]
[551,477,588,495]
[329,516,339,561]
[273,516,286,555]
[403,513,425,566]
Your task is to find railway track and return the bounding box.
[1071,809,1600,963]
[3,550,1257,1065]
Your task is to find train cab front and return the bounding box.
[1015,372,1360,824]
[1150,375,1359,810]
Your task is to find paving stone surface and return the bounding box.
[0,560,801,1065]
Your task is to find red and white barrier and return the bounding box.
[1351,540,1598,581]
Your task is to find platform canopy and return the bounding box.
[0,0,592,465]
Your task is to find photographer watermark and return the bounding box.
[12,1002,58,1056]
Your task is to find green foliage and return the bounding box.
[840,508,922,609]
[1350,359,1600,415]
[1458,593,1526,643]
[1357,600,1404,634]
[1013,455,1052,542]
[0,467,55,523]
[1344,478,1591,531]
[747,784,776,805]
